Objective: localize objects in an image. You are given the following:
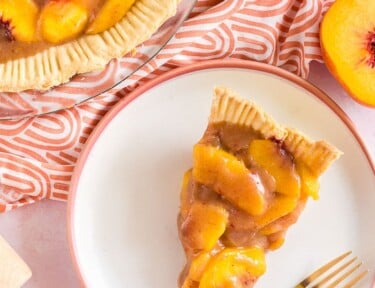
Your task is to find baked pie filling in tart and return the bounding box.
[178,87,342,288]
[0,0,179,91]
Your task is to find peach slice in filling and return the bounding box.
[86,0,136,34]
[193,144,266,216]
[0,0,39,42]
[40,0,90,44]
[248,139,301,198]
[180,202,228,252]
[199,247,266,288]
[296,162,320,200]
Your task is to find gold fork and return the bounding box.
[295,251,369,288]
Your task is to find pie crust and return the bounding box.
[0,0,179,92]
[211,86,342,175]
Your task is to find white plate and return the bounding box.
[68,60,375,287]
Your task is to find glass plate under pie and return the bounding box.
[0,0,195,120]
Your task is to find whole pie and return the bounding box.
[178,87,342,287]
[0,0,179,92]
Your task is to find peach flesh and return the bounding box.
[366,32,375,68]
[320,0,375,107]
[0,19,14,41]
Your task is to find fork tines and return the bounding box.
[295,251,369,288]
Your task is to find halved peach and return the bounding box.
[321,0,375,106]
[193,144,266,216]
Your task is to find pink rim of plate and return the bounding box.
[67,59,375,287]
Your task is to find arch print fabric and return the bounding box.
[0,0,334,212]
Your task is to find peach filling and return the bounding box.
[178,123,320,287]
[0,0,136,62]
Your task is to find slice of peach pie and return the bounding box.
[177,87,342,287]
[0,0,178,91]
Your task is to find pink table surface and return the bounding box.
[0,62,374,288]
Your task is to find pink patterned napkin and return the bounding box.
[0,0,333,212]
